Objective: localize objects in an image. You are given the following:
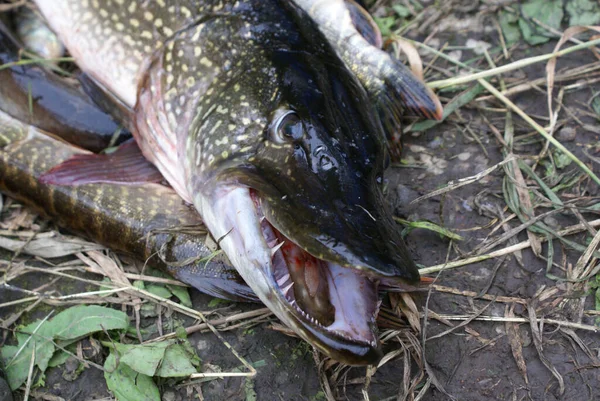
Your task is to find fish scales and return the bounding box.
[36,0,202,106]
[0,109,254,301]
[0,21,130,152]
[38,0,296,201]
[32,0,436,364]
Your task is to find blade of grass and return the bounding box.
[428,37,600,89]
[420,219,600,275]
[395,218,464,241]
[517,161,563,207]
[478,79,600,185]
[0,57,75,71]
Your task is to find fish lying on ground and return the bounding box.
[0,20,130,152]
[0,106,256,302]
[30,0,442,364]
[294,0,442,140]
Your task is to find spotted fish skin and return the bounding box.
[36,1,310,199]
[0,108,255,301]
[15,7,65,59]
[292,0,443,140]
[34,0,423,365]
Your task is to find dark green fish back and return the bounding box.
[0,21,129,152]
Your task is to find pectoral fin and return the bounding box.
[379,59,443,121]
[40,140,164,186]
[168,263,258,302]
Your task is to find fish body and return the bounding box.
[32,0,438,364]
[292,0,442,144]
[0,107,255,302]
[0,20,130,152]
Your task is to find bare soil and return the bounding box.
[2,1,600,400]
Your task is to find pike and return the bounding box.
[0,18,255,298]
[29,0,442,364]
[0,21,129,152]
[0,106,257,301]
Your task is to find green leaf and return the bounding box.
[553,149,573,169]
[2,306,128,390]
[16,320,55,372]
[519,0,564,45]
[104,351,160,401]
[145,284,172,299]
[392,5,411,18]
[175,331,201,368]
[47,344,77,368]
[4,320,56,390]
[566,0,600,26]
[155,344,198,377]
[374,16,396,37]
[102,338,199,378]
[140,267,192,307]
[587,202,600,211]
[208,297,231,308]
[1,346,29,391]
[244,377,257,401]
[499,10,521,44]
[166,284,192,307]
[45,305,129,341]
[106,341,171,377]
[140,303,158,318]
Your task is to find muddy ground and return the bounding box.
[2,1,600,400]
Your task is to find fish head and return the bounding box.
[251,62,419,285]
[189,51,421,365]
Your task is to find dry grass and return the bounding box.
[1,0,600,400]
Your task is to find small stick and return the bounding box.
[432,314,600,333]
[428,38,600,89]
[420,219,600,274]
[478,79,600,185]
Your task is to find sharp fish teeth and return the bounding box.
[276,273,291,287]
[281,282,294,295]
[270,241,284,257]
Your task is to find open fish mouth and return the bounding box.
[198,184,422,365]
[254,190,382,364]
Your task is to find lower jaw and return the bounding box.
[207,187,384,363]
[261,215,380,348]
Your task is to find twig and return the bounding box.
[430,314,600,333]
[410,156,515,204]
[428,37,600,89]
[420,219,600,275]
[478,79,600,185]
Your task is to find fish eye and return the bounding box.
[271,111,304,143]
